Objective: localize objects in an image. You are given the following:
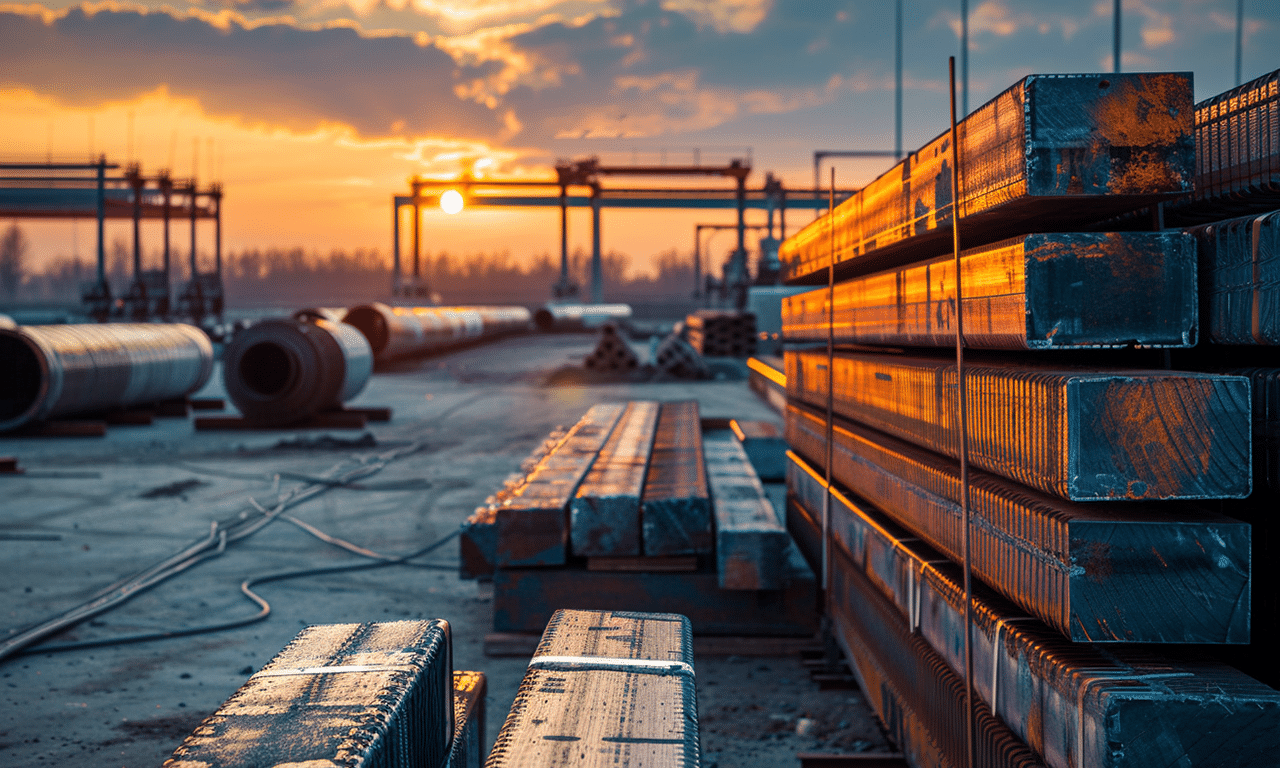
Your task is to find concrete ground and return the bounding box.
[0,332,889,767]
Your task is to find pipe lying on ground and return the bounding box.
[532,303,632,331]
[291,307,347,325]
[0,323,214,432]
[0,313,15,330]
[222,317,372,426]
[343,302,532,362]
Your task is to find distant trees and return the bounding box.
[0,224,27,299]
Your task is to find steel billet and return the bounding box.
[222,317,372,426]
[0,323,214,431]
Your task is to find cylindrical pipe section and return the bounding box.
[222,318,372,426]
[344,302,532,362]
[0,313,16,330]
[533,303,633,332]
[292,307,348,325]
[0,323,215,432]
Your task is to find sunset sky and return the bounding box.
[2,0,1277,281]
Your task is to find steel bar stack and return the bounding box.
[462,401,818,639]
[448,671,487,768]
[685,309,758,357]
[486,609,699,768]
[163,620,454,768]
[778,69,1280,768]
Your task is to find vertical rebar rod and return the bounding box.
[960,0,969,116]
[1236,0,1245,86]
[822,167,835,597]
[895,0,904,159]
[948,55,975,768]
[1113,0,1122,73]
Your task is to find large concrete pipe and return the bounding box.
[533,303,632,331]
[222,318,372,426]
[343,303,532,362]
[0,323,215,432]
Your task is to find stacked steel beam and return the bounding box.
[686,309,758,357]
[462,400,818,637]
[779,70,1280,767]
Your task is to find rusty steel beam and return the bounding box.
[785,349,1252,501]
[491,404,626,567]
[449,671,486,768]
[570,401,661,557]
[826,543,1045,768]
[1187,211,1280,345]
[785,404,1251,643]
[782,232,1196,349]
[491,557,817,636]
[163,621,454,768]
[790,451,1280,768]
[641,401,712,556]
[704,430,790,590]
[781,72,1194,285]
[487,609,699,768]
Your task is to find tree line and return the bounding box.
[0,223,704,308]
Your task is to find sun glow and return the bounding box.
[440,188,465,214]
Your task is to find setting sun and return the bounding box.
[440,188,464,215]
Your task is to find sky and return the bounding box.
[2,0,1278,282]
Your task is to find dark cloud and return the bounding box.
[0,6,506,138]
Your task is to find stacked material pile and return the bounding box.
[779,70,1280,768]
[163,620,470,768]
[583,322,640,373]
[686,309,758,357]
[486,609,699,768]
[460,401,817,638]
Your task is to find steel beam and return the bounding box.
[570,401,660,557]
[704,430,789,590]
[448,671,486,768]
[785,349,1252,501]
[782,232,1196,349]
[641,401,711,556]
[493,403,625,566]
[487,610,699,768]
[1188,211,1280,344]
[790,451,1280,768]
[784,404,1251,643]
[781,73,1194,285]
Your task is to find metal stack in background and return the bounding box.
[685,309,758,357]
[778,70,1280,768]
[583,322,639,373]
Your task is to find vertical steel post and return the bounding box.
[214,188,222,280]
[590,183,603,303]
[948,55,975,768]
[960,0,969,116]
[95,157,106,290]
[130,170,142,282]
[693,225,702,299]
[560,183,570,289]
[895,0,904,159]
[411,179,421,280]
[392,198,401,296]
[162,175,171,287]
[1113,0,1122,73]
[189,182,198,281]
[822,167,835,599]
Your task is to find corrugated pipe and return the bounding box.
[533,303,632,331]
[222,317,372,426]
[343,302,532,362]
[0,323,215,432]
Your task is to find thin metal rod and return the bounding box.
[960,0,969,116]
[895,0,904,159]
[948,55,975,768]
[391,201,401,295]
[822,166,835,599]
[1236,0,1245,86]
[1113,0,1122,73]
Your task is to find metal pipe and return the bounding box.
[0,323,214,431]
[222,318,371,426]
[292,307,348,324]
[344,302,533,362]
[533,303,632,331]
[960,0,969,116]
[392,200,402,296]
[1236,0,1245,86]
[895,0,904,159]
[1113,0,1122,73]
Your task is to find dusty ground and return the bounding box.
[0,332,890,767]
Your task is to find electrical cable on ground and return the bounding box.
[0,441,421,663]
